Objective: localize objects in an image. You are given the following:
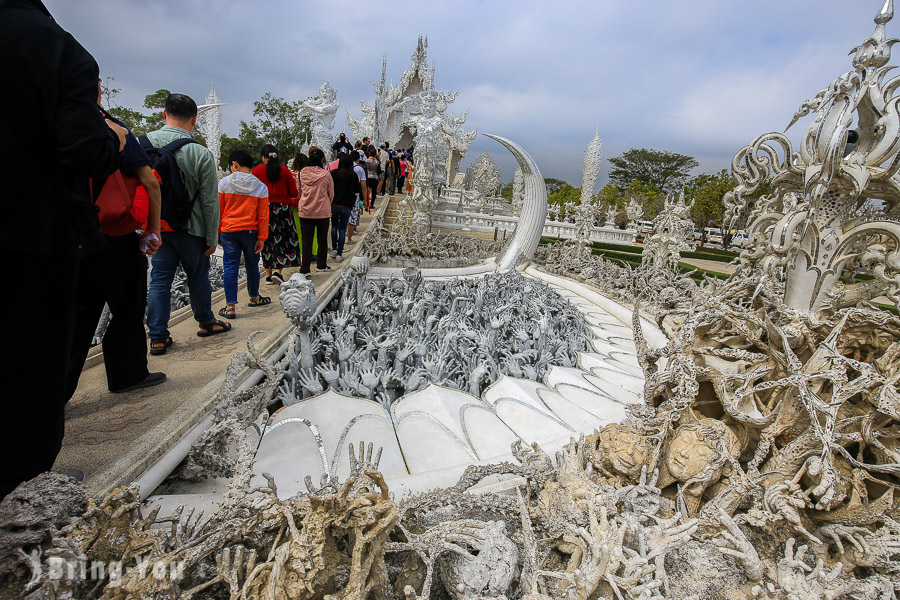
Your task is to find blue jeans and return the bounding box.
[221,230,260,305]
[331,205,351,256]
[147,230,214,340]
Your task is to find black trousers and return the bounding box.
[0,251,78,499]
[299,217,330,273]
[65,232,150,396]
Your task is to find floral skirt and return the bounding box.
[262,202,301,269]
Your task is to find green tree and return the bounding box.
[543,177,569,195]
[548,184,582,219]
[218,134,244,172]
[608,148,698,194]
[141,89,170,133]
[595,183,622,209]
[499,181,513,201]
[239,92,310,162]
[623,180,662,218]
[687,169,735,227]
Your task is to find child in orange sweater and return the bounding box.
[217,150,271,319]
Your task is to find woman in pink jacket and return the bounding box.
[297,147,334,273]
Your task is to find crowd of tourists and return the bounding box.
[0,0,417,500]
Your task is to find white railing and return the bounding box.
[431,210,637,245]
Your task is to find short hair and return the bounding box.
[229,150,253,168]
[165,93,198,119]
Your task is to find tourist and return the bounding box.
[331,132,353,158]
[378,143,390,196]
[0,0,127,498]
[365,147,379,209]
[66,82,167,400]
[217,150,271,319]
[252,144,300,285]
[397,154,409,193]
[290,152,307,185]
[297,147,334,273]
[145,93,230,355]
[352,152,370,212]
[330,154,361,262]
[389,151,401,195]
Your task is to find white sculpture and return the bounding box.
[197,78,225,179]
[512,167,525,215]
[725,0,900,315]
[467,150,502,198]
[298,82,340,152]
[580,128,603,206]
[625,196,644,225]
[643,191,694,272]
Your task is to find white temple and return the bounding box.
[348,36,477,187]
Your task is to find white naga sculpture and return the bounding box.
[725,0,900,315]
[298,82,340,152]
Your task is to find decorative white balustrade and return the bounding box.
[431,209,637,245]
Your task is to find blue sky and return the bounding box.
[46,0,893,190]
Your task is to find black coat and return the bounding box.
[331,168,361,208]
[0,0,121,257]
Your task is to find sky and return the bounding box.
[46,0,893,190]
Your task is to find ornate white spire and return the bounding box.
[580,127,603,206]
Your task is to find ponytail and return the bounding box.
[261,144,281,182]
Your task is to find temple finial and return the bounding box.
[876,0,894,25]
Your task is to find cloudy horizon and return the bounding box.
[46,0,890,190]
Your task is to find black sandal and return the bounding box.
[197,320,232,337]
[248,296,271,307]
[150,337,173,355]
[218,306,236,319]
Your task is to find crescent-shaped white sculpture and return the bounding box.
[484,133,548,270]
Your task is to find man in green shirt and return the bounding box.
[145,93,230,354]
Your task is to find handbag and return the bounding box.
[93,170,149,236]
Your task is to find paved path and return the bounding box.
[680,257,735,275]
[54,197,391,497]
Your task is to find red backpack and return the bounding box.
[93,170,150,237]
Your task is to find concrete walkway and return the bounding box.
[680,257,735,275]
[54,197,391,497]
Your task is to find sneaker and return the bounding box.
[316,265,332,272]
[110,372,166,394]
[335,255,343,262]
[271,272,284,285]
[328,249,337,256]
[265,275,273,284]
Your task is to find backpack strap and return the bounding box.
[138,134,153,151]
[163,137,200,153]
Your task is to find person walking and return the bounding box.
[297,148,334,274]
[330,154,360,262]
[389,151,401,195]
[66,84,167,399]
[252,144,300,285]
[217,150,271,319]
[365,147,379,209]
[145,93,230,354]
